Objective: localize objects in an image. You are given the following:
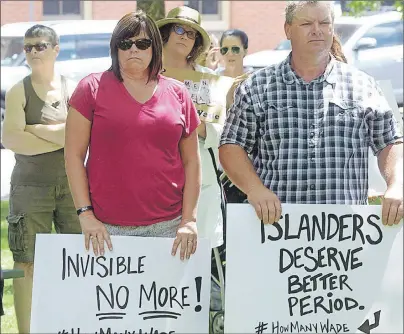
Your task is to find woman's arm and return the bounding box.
[25,123,65,146]
[197,122,207,138]
[2,81,63,155]
[179,130,202,223]
[65,107,112,255]
[64,108,92,208]
[171,130,201,260]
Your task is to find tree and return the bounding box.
[136,0,165,21]
[345,0,403,17]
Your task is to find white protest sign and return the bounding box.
[368,80,403,197]
[225,204,403,334]
[163,67,234,124]
[31,234,211,334]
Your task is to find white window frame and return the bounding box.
[184,0,230,32]
[42,0,83,20]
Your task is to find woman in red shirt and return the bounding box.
[65,11,201,261]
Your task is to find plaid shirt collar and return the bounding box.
[281,52,338,85]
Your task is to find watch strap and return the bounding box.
[76,205,94,216]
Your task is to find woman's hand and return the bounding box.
[171,219,198,260]
[79,211,113,256]
[205,47,220,70]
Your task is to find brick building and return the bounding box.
[1,0,288,53]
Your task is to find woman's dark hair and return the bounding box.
[220,29,248,50]
[159,23,204,65]
[25,24,59,46]
[109,10,163,82]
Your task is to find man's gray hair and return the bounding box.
[285,1,335,24]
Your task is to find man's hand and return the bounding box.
[382,184,403,226]
[247,185,282,225]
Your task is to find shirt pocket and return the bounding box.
[259,103,300,150]
[327,99,367,149]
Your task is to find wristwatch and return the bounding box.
[76,205,94,216]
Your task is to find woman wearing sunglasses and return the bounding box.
[2,24,82,333]
[65,11,201,261]
[215,29,250,78]
[157,6,225,255]
[215,30,252,209]
[216,29,253,114]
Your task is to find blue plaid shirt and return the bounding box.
[220,54,403,204]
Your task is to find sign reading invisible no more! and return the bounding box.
[225,204,403,334]
[30,235,211,334]
[163,67,234,125]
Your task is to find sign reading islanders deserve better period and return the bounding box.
[30,235,211,334]
[163,67,234,125]
[225,204,403,333]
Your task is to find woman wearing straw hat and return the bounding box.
[157,6,225,320]
[157,6,224,252]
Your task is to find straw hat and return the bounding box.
[157,6,211,52]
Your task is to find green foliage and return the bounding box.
[346,0,403,17]
[137,0,165,21]
[1,201,18,334]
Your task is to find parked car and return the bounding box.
[1,19,115,92]
[1,20,116,149]
[244,11,403,106]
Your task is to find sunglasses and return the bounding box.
[117,38,152,51]
[23,42,52,53]
[173,25,197,40]
[220,46,241,55]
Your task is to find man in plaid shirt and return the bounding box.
[219,1,403,226]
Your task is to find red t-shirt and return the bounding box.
[69,71,200,226]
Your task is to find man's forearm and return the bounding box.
[25,124,66,146]
[181,160,201,222]
[378,143,403,187]
[219,144,265,195]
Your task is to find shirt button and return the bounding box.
[311,157,315,162]
[310,184,316,190]
[310,132,315,137]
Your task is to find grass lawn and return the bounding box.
[1,200,17,334]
